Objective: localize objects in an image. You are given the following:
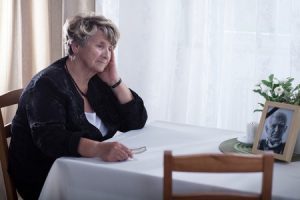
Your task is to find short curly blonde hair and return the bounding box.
[63,13,120,55]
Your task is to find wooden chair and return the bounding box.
[163,150,274,200]
[0,89,23,200]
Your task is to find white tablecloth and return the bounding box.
[39,121,300,200]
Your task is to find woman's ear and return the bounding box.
[70,42,80,54]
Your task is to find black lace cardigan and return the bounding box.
[8,56,147,187]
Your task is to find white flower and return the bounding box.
[274,86,284,96]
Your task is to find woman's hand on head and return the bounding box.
[98,50,120,86]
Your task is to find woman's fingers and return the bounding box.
[99,142,132,162]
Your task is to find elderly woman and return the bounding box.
[8,13,147,199]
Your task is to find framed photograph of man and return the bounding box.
[252,101,300,162]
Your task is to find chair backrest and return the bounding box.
[0,89,23,200]
[163,150,274,200]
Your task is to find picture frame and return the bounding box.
[252,101,300,162]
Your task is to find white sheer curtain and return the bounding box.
[100,1,300,133]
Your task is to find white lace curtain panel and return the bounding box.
[98,0,300,132]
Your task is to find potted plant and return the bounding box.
[253,74,300,112]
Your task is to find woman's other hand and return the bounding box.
[96,141,133,161]
[78,138,133,162]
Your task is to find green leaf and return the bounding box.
[262,80,272,88]
[261,93,270,100]
[258,103,264,107]
[268,74,274,82]
[286,78,294,83]
[253,89,261,93]
[292,84,300,92]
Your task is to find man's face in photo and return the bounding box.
[266,112,287,143]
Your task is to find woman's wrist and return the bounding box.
[110,78,122,89]
[78,138,100,157]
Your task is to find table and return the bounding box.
[39,121,300,200]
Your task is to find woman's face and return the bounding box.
[76,30,113,73]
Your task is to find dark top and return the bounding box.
[8,57,147,190]
[258,139,285,154]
